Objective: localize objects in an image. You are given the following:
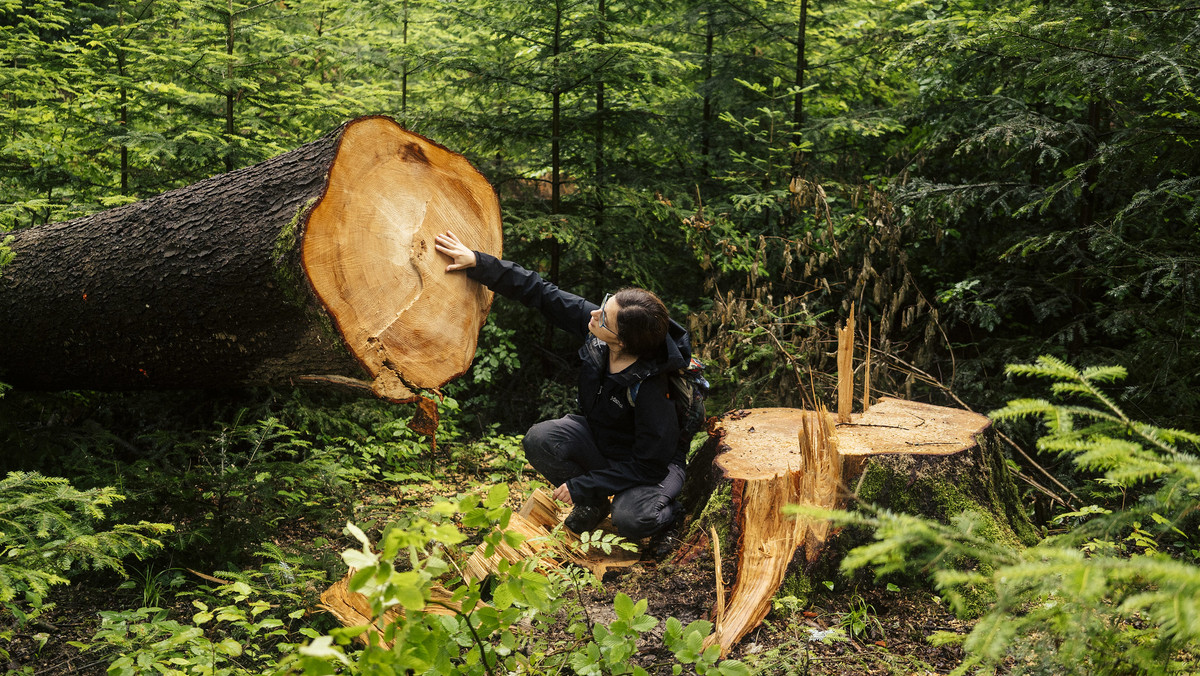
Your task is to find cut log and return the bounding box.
[681,397,1036,656]
[0,116,501,402]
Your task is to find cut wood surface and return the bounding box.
[0,116,500,401]
[691,397,995,656]
[837,397,991,457]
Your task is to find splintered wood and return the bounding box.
[461,488,640,581]
[705,407,841,655]
[797,405,841,562]
[863,320,872,412]
[837,309,856,423]
[702,396,990,657]
[319,576,460,649]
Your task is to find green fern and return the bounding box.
[838,357,1200,674]
[0,471,172,602]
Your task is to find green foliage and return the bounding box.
[79,580,312,676]
[130,411,361,560]
[287,493,748,676]
[0,0,411,228]
[2,0,1200,669]
[837,358,1200,674]
[0,235,13,274]
[890,0,1200,422]
[0,470,170,663]
[576,528,638,556]
[838,595,884,642]
[0,471,170,603]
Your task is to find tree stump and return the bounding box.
[0,116,501,401]
[681,397,1036,656]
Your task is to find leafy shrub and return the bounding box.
[75,541,338,675]
[289,485,749,676]
[80,581,310,676]
[115,410,368,562]
[0,471,171,602]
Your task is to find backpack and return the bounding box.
[627,356,710,454]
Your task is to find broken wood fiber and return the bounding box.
[687,396,1017,658]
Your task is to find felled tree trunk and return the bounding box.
[680,397,1036,656]
[0,116,500,401]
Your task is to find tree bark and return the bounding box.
[0,116,502,402]
[680,397,1036,656]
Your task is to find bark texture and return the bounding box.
[0,116,501,401]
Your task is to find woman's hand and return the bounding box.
[552,483,574,505]
[433,230,477,272]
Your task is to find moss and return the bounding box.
[776,570,813,606]
[271,197,347,354]
[688,482,734,559]
[272,197,318,310]
[850,444,1038,617]
[853,447,1035,551]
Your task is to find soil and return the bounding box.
[583,552,970,675]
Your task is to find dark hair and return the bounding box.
[612,288,669,357]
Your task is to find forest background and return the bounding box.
[0,0,1198,674]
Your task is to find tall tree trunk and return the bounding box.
[550,0,563,286]
[401,0,410,115]
[594,0,606,236]
[791,0,808,177]
[224,0,236,173]
[701,8,715,175]
[0,117,502,401]
[117,3,129,194]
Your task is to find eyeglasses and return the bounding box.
[598,293,619,338]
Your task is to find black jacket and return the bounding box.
[467,252,690,501]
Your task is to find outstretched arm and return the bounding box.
[441,232,595,338]
[434,230,477,272]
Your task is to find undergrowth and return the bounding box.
[834,356,1200,674]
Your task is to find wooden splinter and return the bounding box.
[837,306,856,423]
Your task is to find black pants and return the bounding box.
[522,414,684,540]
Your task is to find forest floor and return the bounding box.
[584,552,971,675]
[9,472,972,676]
[10,553,970,676]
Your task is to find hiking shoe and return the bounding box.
[564,501,610,533]
[647,521,684,559]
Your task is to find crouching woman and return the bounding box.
[434,230,687,540]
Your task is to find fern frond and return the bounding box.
[1004,355,1080,381]
[990,398,1073,432]
[0,472,169,601]
[1078,365,1127,384]
[961,611,1019,666]
[1131,422,1200,454]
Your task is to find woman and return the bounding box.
[434,231,688,540]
